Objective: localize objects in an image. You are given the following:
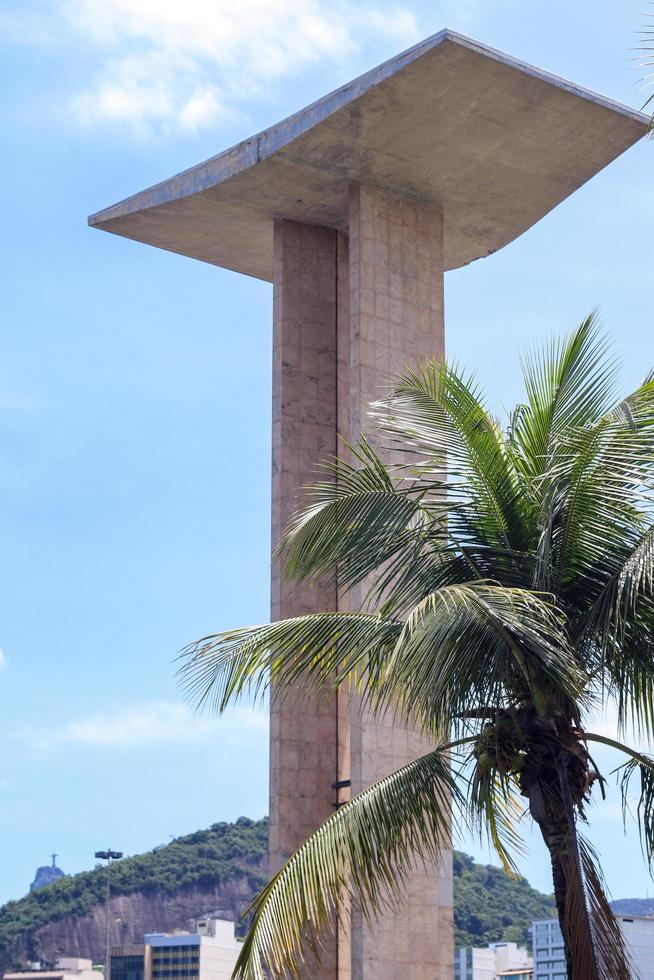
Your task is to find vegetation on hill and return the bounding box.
[453,851,556,949]
[0,816,559,964]
[0,818,268,964]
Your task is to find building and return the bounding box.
[455,942,532,980]
[620,916,654,979]
[493,943,532,976]
[532,915,654,979]
[146,919,240,980]
[4,958,99,980]
[109,947,144,980]
[531,919,567,980]
[497,970,533,980]
[90,29,648,978]
[109,919,240,980]
[455,946,496,980]
[30,855,65,892]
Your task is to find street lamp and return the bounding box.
[95,849,123,980]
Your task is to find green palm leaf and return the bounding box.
[382,582,584,727]
[278,437,440,596]
[638,4,654,122]
[511,312,619,482]
[179,612,402,715]
[547,375,654,596]
[372,359,531,554]
[231,744,463,980]
[586,733,654,870]
[579,522,654,733]
[180,313,654,979]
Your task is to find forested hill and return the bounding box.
[453,851,556,947]
[0,818,556,968]
[0,819,268,969]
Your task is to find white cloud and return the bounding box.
[10,699,267,754]
[0,649,7,671]
[3,0,530,136]
[58,0,420,135]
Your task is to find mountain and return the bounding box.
[0,820,557,969]
[611,898,654,917]
[0,819,268,970]
[453,852,556,948]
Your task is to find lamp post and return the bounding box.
[95,849,122,980]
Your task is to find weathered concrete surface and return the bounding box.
[270,195,450,977]
[269,220,339,978]
[341,185,450,980]
[89,30,647,280]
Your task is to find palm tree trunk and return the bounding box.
[524,739,631,980]
[540,815,574,979]
[522,741,593,980]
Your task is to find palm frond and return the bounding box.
[468,762,525,875]
[638,3,654,123]
[617,522,654,614]
[579,522,654,733]
[278,437,442,595]
[586,732,654,870]
[619,757,654,870]
[535,372,654,599]
[380,583,583,727]
[372,359,531,554]
[231,744,464,980]
[511,312,618,482]
[178,612,402,715]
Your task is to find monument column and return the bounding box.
[342,184,453,980]
[91,26,648,980]
[270,219,339,979]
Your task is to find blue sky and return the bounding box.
[0,0,653,910]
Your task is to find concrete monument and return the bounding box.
[90,30,647,979]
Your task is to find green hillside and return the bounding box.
[0,818,268,963]
[0,818,554,964]
[453,851,556,948]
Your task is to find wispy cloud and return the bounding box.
[49,0,420,135]
[2,0,529,137]
[10,699,266,755]
[0,649,7,671]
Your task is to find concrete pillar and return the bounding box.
[270,219,339,979]
[343,184,453,980]
[270,195,452,979]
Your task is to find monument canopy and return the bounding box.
[89,29,647,281]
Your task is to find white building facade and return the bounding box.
[455,941,532,980]
[144,920,240,980]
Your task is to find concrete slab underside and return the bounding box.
[88,30,647,282]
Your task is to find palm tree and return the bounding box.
[181,315,654,980]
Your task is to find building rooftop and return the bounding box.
[4,958,97,980]
[144,919,238,948]
[89,29,647,282]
